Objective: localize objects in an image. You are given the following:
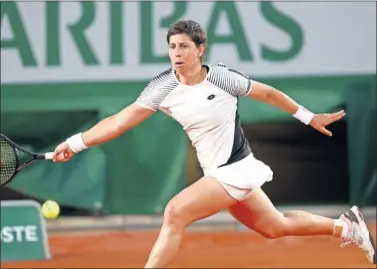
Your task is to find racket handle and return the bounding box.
[45,152,54,160]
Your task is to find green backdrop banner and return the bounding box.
[345,85,376,206]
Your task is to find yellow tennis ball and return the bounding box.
[42,200,60,219]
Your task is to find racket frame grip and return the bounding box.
[36,152,54,160]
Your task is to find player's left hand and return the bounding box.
[309,110,346,136]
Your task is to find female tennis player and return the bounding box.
[52,20,376,267]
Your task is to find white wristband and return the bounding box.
[66,133,88,153]
[293,105,314,125]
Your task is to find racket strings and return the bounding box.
[0,137,18,185]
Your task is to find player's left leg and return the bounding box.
[228,187,335,238]
[228,188,376,264]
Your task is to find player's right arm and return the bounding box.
[53,69,174,162]
[82,103,153,147]
[52,103,154,162]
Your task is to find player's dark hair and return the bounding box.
[167,20,207,62]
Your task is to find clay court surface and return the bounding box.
[2,225,376,268]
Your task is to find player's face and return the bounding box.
[168,34,204,72]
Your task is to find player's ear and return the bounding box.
[198,44,205,59]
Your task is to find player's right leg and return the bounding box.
[144,176,238,268]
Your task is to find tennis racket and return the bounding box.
[1,133,54,187]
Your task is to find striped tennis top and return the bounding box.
[136,63,254,171]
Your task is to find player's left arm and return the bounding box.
[246,81,346,137]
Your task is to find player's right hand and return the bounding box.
[53,141,75,162]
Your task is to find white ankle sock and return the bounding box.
[334,218,348,238]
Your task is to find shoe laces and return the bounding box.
[340,226,367,253]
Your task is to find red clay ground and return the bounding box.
[1,225,376,268]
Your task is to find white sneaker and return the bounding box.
[340,205,376,264]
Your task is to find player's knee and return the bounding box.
[259,225,286,239]
[258,216,288,239]
[163,201,187,229]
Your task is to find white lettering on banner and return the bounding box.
[0,1,376,84]
[0,225,38,243]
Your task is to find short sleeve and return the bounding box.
[208,64,254,97]
[227,68,253,96]
[135,83,162,111]
[135,69,177,111]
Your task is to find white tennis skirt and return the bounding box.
[203,153,273,201]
